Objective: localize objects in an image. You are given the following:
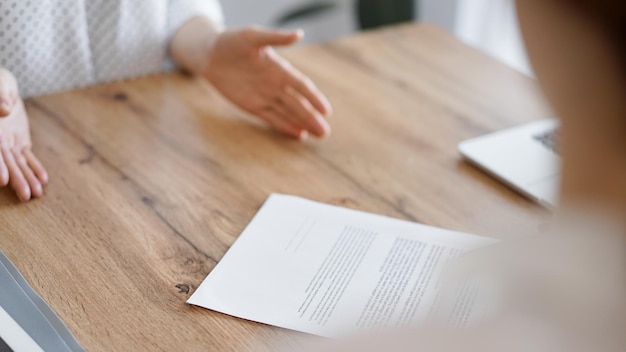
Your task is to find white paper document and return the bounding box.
[188,194,497,337]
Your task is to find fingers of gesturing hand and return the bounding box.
[279,87,330,138]
[258,107,306,140]
[0,150,8,186]
[13,148,43,199]
[284,67,332,118]
[23,149,48,185]
[0,146,46,202]
[2,147,30,201]
[245,27,303,48]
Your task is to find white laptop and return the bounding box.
[0,251,85,352]
[458,119,561,208]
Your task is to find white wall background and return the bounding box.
[220,0,358,44]
[419,0,457,33]
[420,0,531,75]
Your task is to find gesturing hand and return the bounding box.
[0,68,48,201]
[203,28,332,139]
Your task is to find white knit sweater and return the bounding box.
[0,0,223,97]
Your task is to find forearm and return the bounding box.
[169,16,223,76]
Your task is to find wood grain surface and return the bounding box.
[0,24,552,351]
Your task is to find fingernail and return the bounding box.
[323,101,333,116]
[298,130,309,141]
[41,172,49,185]
[323,94,331,107]
[19,187,31,202]
[34,184,43,197]
[320,127,332,140]
[317,119,331,138]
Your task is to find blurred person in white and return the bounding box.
[455,0,532,75]
[293,0,626,351]
[0,0,332,202]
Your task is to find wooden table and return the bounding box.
[1,24,551,351]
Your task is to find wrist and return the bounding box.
[170,16,224,77]
[198,30,223,78]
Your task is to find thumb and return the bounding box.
[0,68,18,117]
[245,28,303,47]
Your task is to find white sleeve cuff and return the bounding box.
[165,0,224,70]
[168,0,224,38]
